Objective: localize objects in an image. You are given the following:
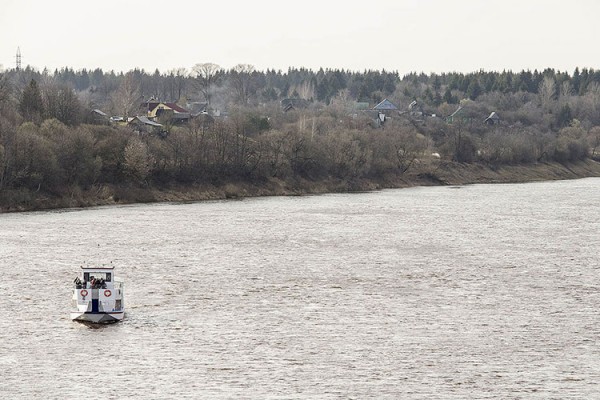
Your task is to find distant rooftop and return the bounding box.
[373,98,398,111]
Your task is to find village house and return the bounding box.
[446,105,478,124]
[484,111,500,125]
[142,101,191,124]
[407,100,425,117]
[90,109,110,125]
[186,101,209,116]
[281,98,310,112]
[128,115,165,135]
[372,98,399,126]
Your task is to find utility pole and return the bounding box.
[16,47,22,70]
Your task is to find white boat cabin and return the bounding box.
[72,266,124,323]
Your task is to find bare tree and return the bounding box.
[291,80,315,100]
[0,106,20,190]
[112,72,141,118]
[588,126,600,159]
[124,136,152,183]
[192,63,222,105]
[42,84,82,125]
[230,64,255,105]
[560,80,573,100]
[538,76,556,111]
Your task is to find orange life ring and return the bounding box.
[80,289,88,297]
[104,289,112,297]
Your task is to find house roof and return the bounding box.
[373,98,398,111]
[92,109,107,116]
[186,102,209,115]
[281,98,309,109]
[131,116,163,127]
[170,112,191,120]
[193,113,215,123]
[449,106,464,118]
[449,105,484,120]
[145,102,189,113]
[486,111,500,120]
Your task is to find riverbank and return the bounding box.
[1,159,600,213]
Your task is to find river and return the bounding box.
[1,178,599,399]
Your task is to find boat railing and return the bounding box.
[73,281,123,290]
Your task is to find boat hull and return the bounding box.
[71,311,124,324]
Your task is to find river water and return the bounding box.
[0,178,599,399]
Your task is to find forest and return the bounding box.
[1,63,599,209]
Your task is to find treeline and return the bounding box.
[0,64,599,204]
[4,64,600,132]
[3,65,399,109]
[5,64,600,108]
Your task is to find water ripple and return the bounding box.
[1,178,599,399]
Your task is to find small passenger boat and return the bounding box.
[70,266,125,323]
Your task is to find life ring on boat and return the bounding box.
[80,289,88,297]
[104,289,112,297]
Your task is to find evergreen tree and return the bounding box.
[572,67,581,94]
[557,104,573,127]
[443,87,454,104]
[19,79,44,124]
[432,75,441,91]
[383,71,398,94]
[433,91,442,107]
[482,73,495,92]
[578,68,589,95]
[517,70,534,92]
[459,75,470,92]
[424,87,433,103]
[466,79,482,100]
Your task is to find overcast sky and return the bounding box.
[1,0,599,75]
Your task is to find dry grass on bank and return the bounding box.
[1,160,600,213]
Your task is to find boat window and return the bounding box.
[82,272,111,281]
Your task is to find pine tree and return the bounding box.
[466,79,482,100]
[443,88,454,104]
[557,104,573,127]
[433,91,442,106]
[19,79,44,124]
[572,67,581,94]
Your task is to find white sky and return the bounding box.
[1,0,599,75]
